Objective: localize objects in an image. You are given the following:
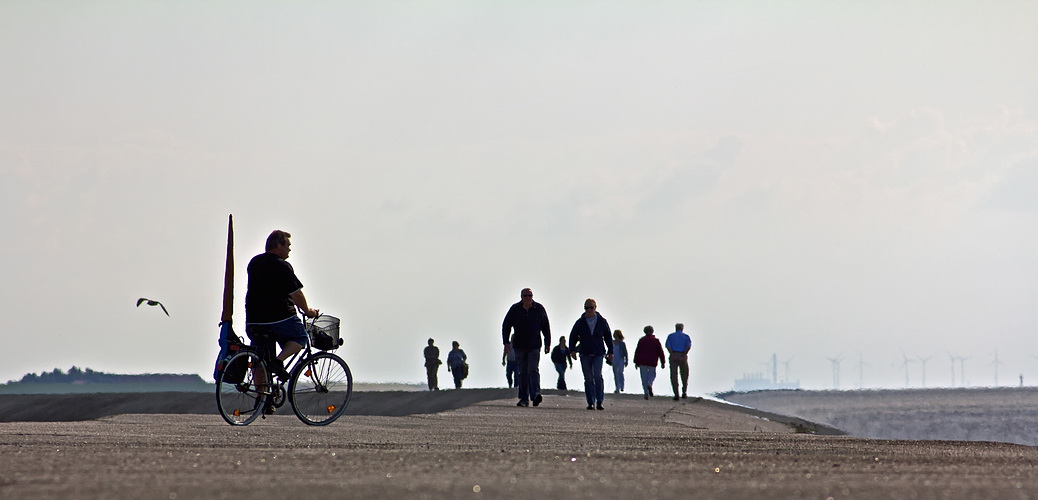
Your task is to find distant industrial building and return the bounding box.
[733,353,801,392]
[733,372,801,392]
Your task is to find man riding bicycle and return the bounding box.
[245,230,319,391]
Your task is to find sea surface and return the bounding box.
[724,387,1038,446]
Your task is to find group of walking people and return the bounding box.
[421,288,694,409]
[501,288,693,410]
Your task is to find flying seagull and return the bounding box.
[136,298,169,316]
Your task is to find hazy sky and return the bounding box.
[4,1,1038,394]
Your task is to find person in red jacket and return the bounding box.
[633,325,666,400]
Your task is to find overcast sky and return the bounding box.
[3,1,1038,394]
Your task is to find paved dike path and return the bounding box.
[2,390,1038,498]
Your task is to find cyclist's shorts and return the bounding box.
[246,317,310,353]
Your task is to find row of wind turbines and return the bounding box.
[818,350,1014,389]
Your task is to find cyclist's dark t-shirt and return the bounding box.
[245,252,303,324]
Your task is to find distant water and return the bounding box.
[723,387,1038,447]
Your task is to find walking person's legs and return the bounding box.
[680,360,689,397]
[580,355,594,408]
[526,349,542,405]
[555,363,567,390]
[591,355,605,408]
[669,358,680,400]
[514,349,531,405]
[427,366,438,391]
[638,365,650,398]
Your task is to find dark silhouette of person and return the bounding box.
[502,288,551,407]
[568,298,614,410]
[424,338,441,391]
[502,333,517,388]
[551,336,572,390]
[447,341,468,389]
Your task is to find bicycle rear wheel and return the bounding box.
[216,350,269,426]
[288,352,352,426]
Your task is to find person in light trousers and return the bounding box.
[611,330,628,393]
[633,325,665,400]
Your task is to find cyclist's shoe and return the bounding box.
[269,358,291,381]
[263,400,276,415]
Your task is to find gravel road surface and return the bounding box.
[2,391,1037,499]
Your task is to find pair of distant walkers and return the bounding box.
[503,290,621,411]
[503,289,596,408]
[424,339,467,390]
[633,323,692,400]
[500,289,622,410]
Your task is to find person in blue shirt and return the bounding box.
[446,341,468,389]
[568,298,614,410]
[664,323,692,400]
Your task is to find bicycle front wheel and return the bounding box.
[288,352,352,426]
[216,350,270,426]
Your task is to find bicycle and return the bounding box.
[215,314,352,426]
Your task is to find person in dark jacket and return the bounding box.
[568,298,614,410]
[423,338,441,391]
[550,336,573,390]
[633,325,666,400]
[502,288,551,407]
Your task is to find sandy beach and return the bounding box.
[3,390,1038,499]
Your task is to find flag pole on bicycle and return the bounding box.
[214,214,237,380]
[222,213,234,324]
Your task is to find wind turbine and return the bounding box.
[901,352,916,388]
[957,356,970,387]
[781,355,795,383]
[948,352,957,387]
[855,352,870,389]
[917,355,931,388]
[826,354,843,389]
[990,350,1003,387]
